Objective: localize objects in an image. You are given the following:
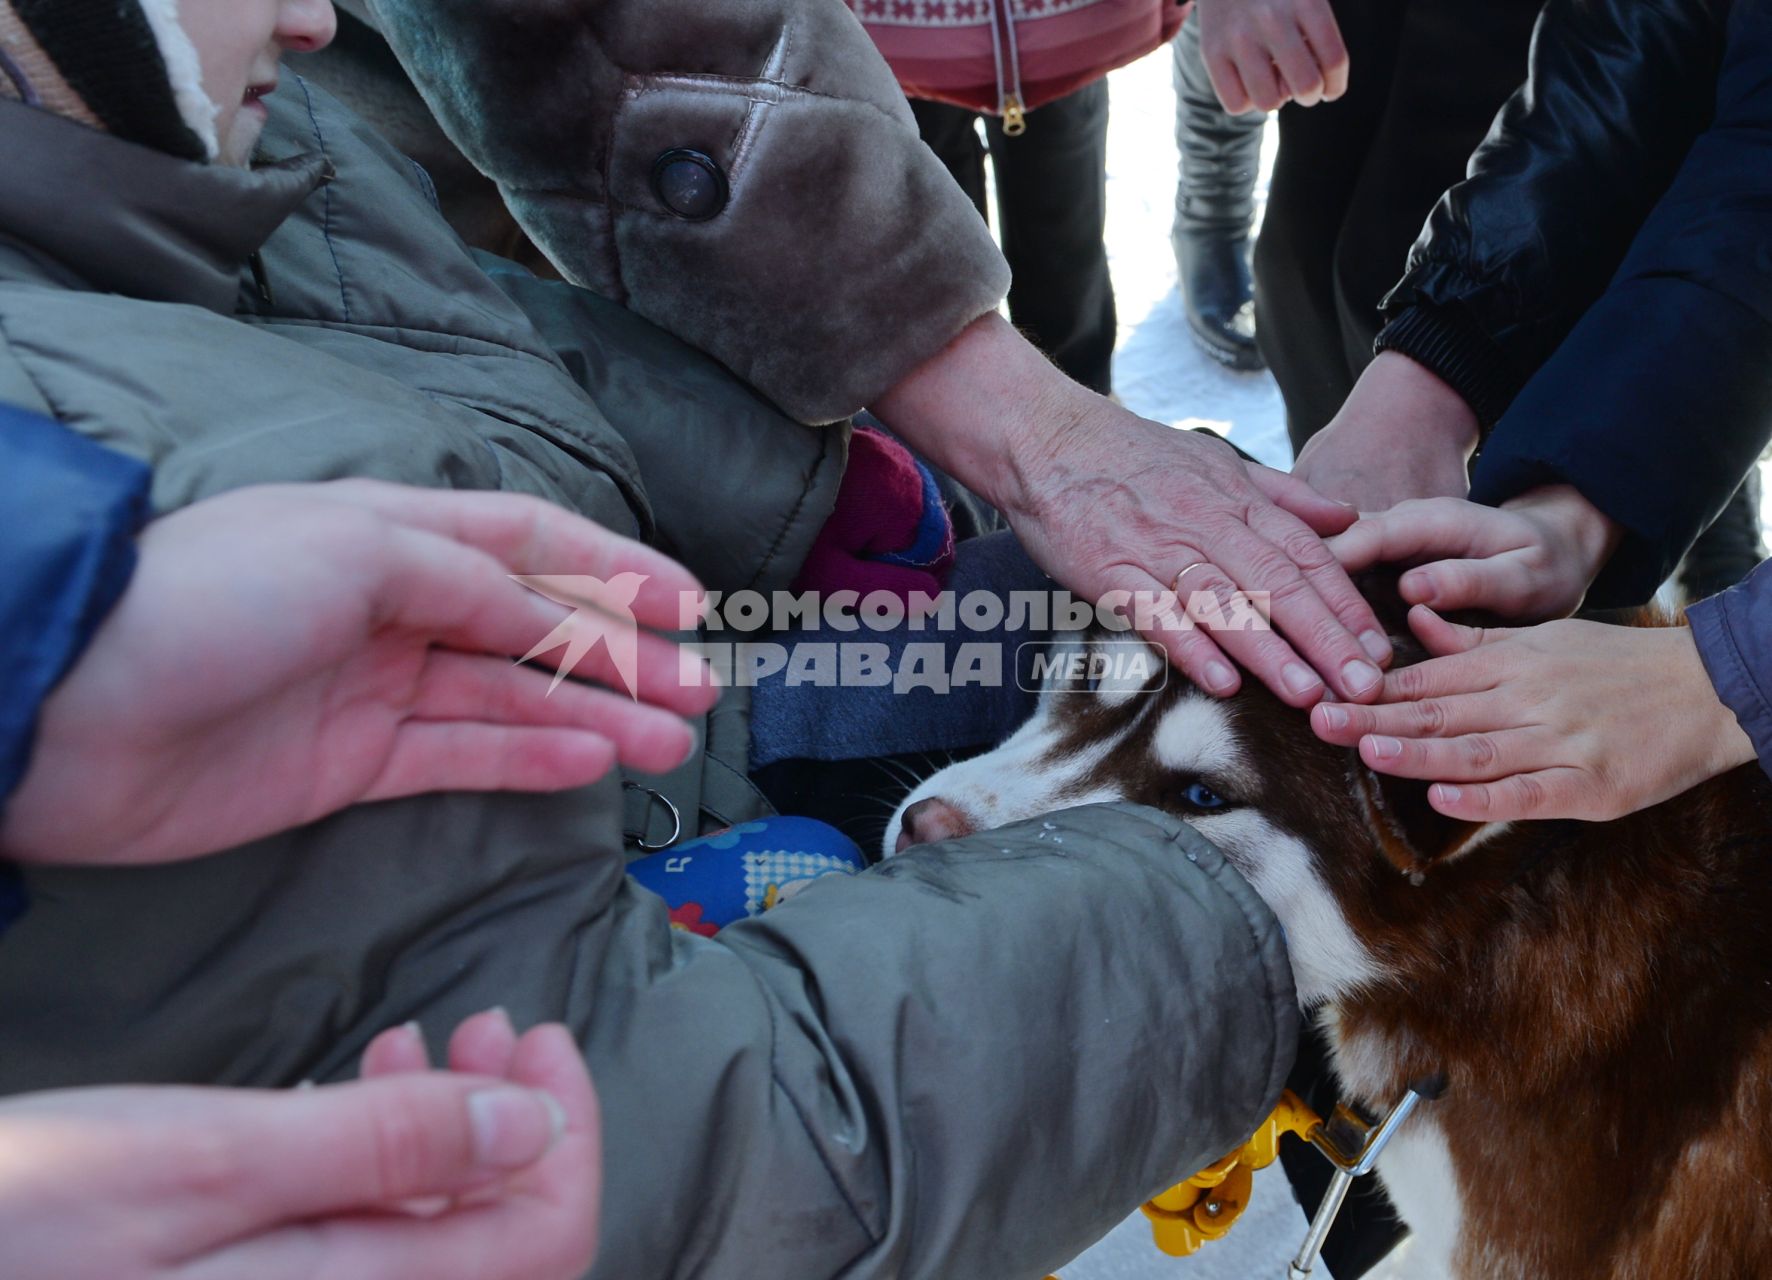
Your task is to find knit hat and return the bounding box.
[0,0,218,160]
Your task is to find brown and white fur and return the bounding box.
[886,623,1772,1279]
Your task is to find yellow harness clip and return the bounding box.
[1041,1091,1321,1280]
[1043,1079,1438,1280]
[1139,1090,1322,1257]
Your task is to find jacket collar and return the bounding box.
[0,98,330,313]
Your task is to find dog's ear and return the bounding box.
[1346,571,1484,876]
[1349,569,1424,662]
[1354,766,1484,881]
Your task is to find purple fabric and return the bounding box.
[1689,558,1772,782]
[791,426,956,601]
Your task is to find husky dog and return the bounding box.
[888,623,1772,1279]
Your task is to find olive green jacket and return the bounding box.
[0,61,1297,1280]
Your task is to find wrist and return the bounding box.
[873,312,1100,517]
[1504,484,1622,583]
[1358,352,1481,457]
[1373,304,1520,429]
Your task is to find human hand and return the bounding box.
[1328,485,1623,621]
[1194,0,1350,113]
[1310,607,1756,822]
[1291,352,1478,511]
[1,480,718,867]
[0,1012,601,1280]
[876,316,1391,706]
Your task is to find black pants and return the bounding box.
[911,83,1117,395]
[1254,0,1543,451]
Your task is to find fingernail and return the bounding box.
[1359,630,1391,664]
[1342,659,1382,695]
[538,1091,568,1144]
[1433,784,1462,806]
[1204,660,1238,693]
[1402,570,1436,603]
[1318,704,1349,731]
[487,1007,514,1037]
[1282,662,1323,698]
[1367,735,1402,761]
[468,1087,564,1170]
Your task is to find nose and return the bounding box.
[896,797,975,853]
[278,0,339,54]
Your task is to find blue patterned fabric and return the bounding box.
[627,816,868,935]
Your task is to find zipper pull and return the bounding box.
[1002,93,1027,136]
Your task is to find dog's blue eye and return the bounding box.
[1183,781,1228,810]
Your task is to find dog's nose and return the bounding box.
[897,797,974,853]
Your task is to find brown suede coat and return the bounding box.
[351,0,1012,424]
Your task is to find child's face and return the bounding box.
[178,0,337,165]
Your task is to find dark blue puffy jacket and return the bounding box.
[0,405,150,933]
[1379,0,1772,606]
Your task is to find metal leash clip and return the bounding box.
[1286,1074,1446,1279]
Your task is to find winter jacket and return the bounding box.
[349,0,1012,426]
[1376,0,1772,606]
[1692,560,1772,783]
[0,60,1299,1280]
[0,407,149,935]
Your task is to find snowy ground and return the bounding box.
[1052,44,1414,1280]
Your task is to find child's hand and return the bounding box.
[2,480,718,868]
[1195,0,1350,114]
[1309,608,1756,822]
[0,1012,601,1280]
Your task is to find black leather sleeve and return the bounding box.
[1373,0,1727,427]
[1469,0,1772,607]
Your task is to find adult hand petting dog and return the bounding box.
[1310,606,1757,822]
[877,313,1391,707]
[1194,0,1350,113]
[0,1010,601,1280]
[1291,352,1479,512]
[1329,485,1623,621]
[0,480,717,868]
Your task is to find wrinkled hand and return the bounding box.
[1010,410,1392,703]
[877,314,1390,705]
[1,480,718,867]
[1329,485,1623,621]
[1195,0,1349,113]
[1291,352,1477,512]
[0,1011,601,1280]
[1310,608,1756,822]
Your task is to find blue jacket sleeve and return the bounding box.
[1469,0,1772,607]
[1690,559,1772,783]
[0,406,150,807]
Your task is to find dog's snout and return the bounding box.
[897,797,975,853]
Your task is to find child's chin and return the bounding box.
[219,114,267,168]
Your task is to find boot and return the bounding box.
[1680,470,1767,602]
[1172,16,1266,371]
